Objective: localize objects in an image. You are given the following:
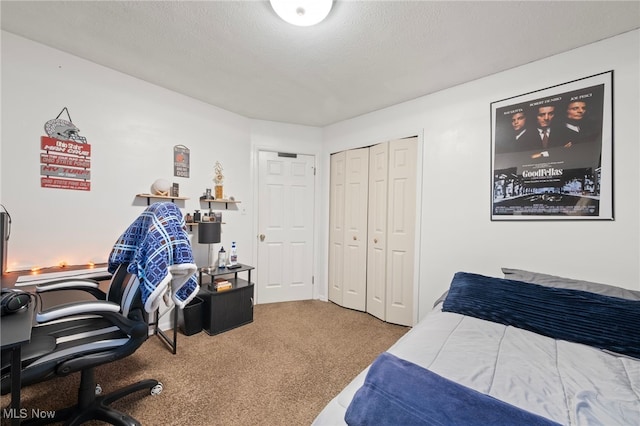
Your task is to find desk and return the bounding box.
[1,299,35,426]
[198,263,254,289]
[1,265,106,425]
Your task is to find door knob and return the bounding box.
[374,238,378,243]
[259,234,266,241]
[353,235,357,241]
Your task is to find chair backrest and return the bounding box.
[106,263,146,321]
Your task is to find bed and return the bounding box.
[313,268,640,426]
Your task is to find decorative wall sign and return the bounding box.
[174,145,190,178]
[490,71,613,220]
[40,108,91,191]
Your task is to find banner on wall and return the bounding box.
[174,145,190,178]
[40,108,91,191]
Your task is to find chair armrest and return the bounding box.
[36,278,107,299]
[36,300,120,323]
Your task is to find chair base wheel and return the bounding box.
[150,382,163,396]
[23,369,159,426]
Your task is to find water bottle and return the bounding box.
[230,241,238,266]
[218,246,226,268]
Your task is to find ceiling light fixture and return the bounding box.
[270,0,333,27]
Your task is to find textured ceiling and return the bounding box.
[2,1,639,127]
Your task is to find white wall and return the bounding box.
[322,29,640,319]
[2,29,639,324]
[0,31,322,277]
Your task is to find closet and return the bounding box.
[329,137,418,326]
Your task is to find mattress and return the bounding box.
[313,272,640,426]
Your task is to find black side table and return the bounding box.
[198,264,255,335]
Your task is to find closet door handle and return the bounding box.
[353,235,357,241]
[374,238,378,243]
[259,234,266,241]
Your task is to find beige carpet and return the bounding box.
[2,300,408,425]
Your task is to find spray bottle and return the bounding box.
[218,246,226,268]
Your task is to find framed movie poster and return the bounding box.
[490,71,613,220]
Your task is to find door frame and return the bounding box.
[253,147,320,302]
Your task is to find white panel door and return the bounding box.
[257,151,315,304]
[386,137,418,326]
[366,142,388,320]
[342,147,369,311]
[328,151,346,305]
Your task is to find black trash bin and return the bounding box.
[179,296,203,336]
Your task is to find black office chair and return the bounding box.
[0,263,162,425]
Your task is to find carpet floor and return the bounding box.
[2,300,409,425]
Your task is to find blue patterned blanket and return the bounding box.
[108,202,198,313]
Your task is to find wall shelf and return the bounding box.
[184,221,226,232]
[199,198,241,209]
[136,193,189,206]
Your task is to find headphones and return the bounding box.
[1,288,31,316]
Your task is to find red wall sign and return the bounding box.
[40,136,91,191]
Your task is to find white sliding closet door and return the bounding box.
[330,138,416,324]
[329,148,369,311]
[342,148,369,311]
[328,151,346,305]
[365,137,417,325]
[385,137,417,325]
[366,142,388,320]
